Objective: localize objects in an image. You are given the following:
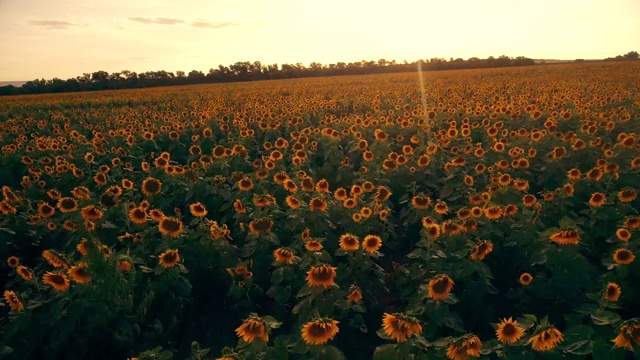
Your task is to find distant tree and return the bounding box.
[624,51,639,60]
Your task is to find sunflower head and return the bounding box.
[427,274,454,301]
[301,318,340,345]
[382,312,422,342]
[496,317,524,344]
[306,264,337,288]
[158,249,180,268]
[235,316,269,343]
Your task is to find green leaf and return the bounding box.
[0,228,16,235]
[443,313,466,332]
[0,346,14,358]
[320,345,347,360]
[563,340,593,355]
[271,267,285,285]
[590,309,620,326]
[372,344,397,360]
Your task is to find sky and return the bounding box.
[0,0,638,81]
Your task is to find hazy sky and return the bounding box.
[0,0,638,81]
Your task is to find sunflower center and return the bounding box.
[145,180,160,193]
[50,274,66,285]
[312,267,333,281]
[618,251,631,260]
[163,252,177,263]
[343,236,357,246]
[432,278,450,294]
[61,199,76,209]
[502,323,516,336]
[308,323,327,338]
[163,220,181,232]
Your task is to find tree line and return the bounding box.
[0,52,634,96]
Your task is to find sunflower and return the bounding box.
[528,326,563,352]
[624,216,640,229]
[440,220,460,236]
[563,183,575,196]
[7,256,19,268]
[567,168,581,181]
[315,179,330,192]
[0,201,16,215]
[334,188,348,201]
[374,186,392,203]
[148,209,165,222]
[346,286,363,303]
[273,248,295,265]
[339,233,360,252]
[158,217,184,238]
[209,221,230,239]
[362,235,382,254]
[586,168,603,181]
[446,334,482,360]
[434,201,449,214]
[604,282,621,302]
[249,218,273,234]
[305,239,323,251]
[306,264,337,288]
[301,318,340,345]
[2,186,20,203]
[158,249,180,268]
[42,271,70,291]
[3,290,24,312]
[309,197,327,212]
[496,317,524,344]
[72,186,91,200]
[80,205,103,221]
[141,177,162,197]
[129,207,147,224]
[56,197,78,213]
[16,265,34,281]
[618,189,637,203]
[342,197,357,209]
[235,317,269,343]
[616,228,632,242]
[504,204,519,217]
[68,262,92,283]
[189,202,208,217]
[93,172,108,185]
[519,272,533,286]
[550,229,580,245]
[42,250,69,269]
[382,313,423,342]
[285,196,301,210]
[484,205,503,220]
[417,155,431,167]
[470,240,493,261]
[613,248,635,265]
[589,192,606,207]
[427,274,454,301]
[38,202,55,218]
[411,196,431,210]
[424,223,441,239]
[522,194,537,207]
[611,322,639,350]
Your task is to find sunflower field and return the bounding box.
[1,61,640,360]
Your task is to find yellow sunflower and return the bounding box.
[158,249,180,268]
[495,317,524,344]
[301,318,339,345]
[306,264,337,288]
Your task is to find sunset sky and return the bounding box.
[0,0,638,81]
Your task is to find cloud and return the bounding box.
[28,20,80,30]
[128,16,185,25]
[190,21,235,29]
